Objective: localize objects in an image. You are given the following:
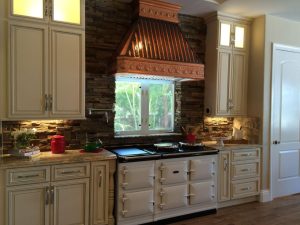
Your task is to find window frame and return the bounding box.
[115,77,175,136]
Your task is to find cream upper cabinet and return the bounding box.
[10,0,84,28]
[205,12,250,116]
[9,21,48,118]
[5,0,85,119]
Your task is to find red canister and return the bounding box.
[51,135,65,154]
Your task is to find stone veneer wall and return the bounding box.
[1,0,236,153]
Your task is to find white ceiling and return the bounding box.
[165,0,300,22]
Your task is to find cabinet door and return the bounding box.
[51,0,84,27]
[6,183,50,225]
[230,51,247,115]
[52,178,89,225]
[90,162,109,225]
[9,21,48,118]
[10,0,45,20]
[216,50,231,115]
[50,27,85,118]
[218,151,231,202]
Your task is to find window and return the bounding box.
[115,77,174,135]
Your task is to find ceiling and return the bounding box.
[165,0,300,22]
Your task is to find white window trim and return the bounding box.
[115,77,175,136]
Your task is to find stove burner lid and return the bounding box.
[112,148,150,156]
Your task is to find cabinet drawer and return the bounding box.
[52,162,90,181]
[231,162,259,180]
[6,166,50,186]
[231,178,260,199]
[232,149,260,162]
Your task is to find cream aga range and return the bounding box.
[110,144,218,225]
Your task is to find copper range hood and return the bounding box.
[112,0,204,80]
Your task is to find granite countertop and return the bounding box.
[203,141,262,151]
[0,149,116,169]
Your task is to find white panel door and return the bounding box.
[271,44,300,198]
[9,21,48,118]
[52,179,89,225]
[6,183,50,225]
[50,27,85,118]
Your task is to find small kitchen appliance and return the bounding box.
[51,135,65,154]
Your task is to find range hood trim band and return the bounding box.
[114,56,204,80]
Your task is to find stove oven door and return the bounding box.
[189,156,216,181]
[189,181,216,205]
[119,161,155,190]
[158,159,188,185]
[120,190,154,218]
[158,184,188,210]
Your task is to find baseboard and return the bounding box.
[260,189,272,202]
[217,196,258,208]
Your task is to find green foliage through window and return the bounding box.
[115,78,174,135]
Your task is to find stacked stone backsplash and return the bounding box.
[0,0,258,153]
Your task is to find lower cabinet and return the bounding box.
[218,148,261,206]
[4,160,114,225]
[6,183,50,225]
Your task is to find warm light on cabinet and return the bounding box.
[220,22,245,49]
[234,26,245,48]
[220,23,231,47]
[12,0,43,19]
[53,0,81,24]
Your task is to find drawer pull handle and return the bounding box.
[45,187,49,205]
[241,169,250,172]
[241,187,251,191]
[17,174,40,179]
[98,171,102,188]
[241,153,251,157]
[61,170,81,175]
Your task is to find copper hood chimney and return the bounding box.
[112,0,204,80]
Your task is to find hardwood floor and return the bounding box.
[169,194,300,225]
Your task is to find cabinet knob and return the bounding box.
[273,140,281,145]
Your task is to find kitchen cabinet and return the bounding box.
[0,151,116,225]
[5,163,90,225]
[1,0,85,119]
[218,148,261,207]
[205,12,250,116]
